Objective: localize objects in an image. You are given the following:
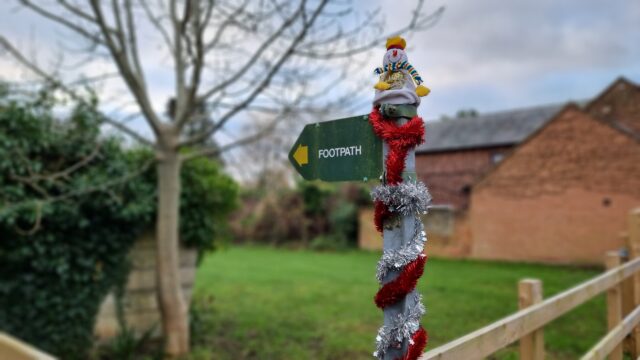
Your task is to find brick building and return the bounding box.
[359,77,640,264]
[415,104,563,209]
[470,78,640,263]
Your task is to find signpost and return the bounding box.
[289,35,430,360]
[288,115,382,182]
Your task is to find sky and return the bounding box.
[0,0,638,129]
[382,0,640,118]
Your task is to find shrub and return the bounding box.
[131,149,239,258]
[232,180,369,248]
[328,201,358,243]
[0,98,150,358]
[0,93,237,358]
[94,326,160,360]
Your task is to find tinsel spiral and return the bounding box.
[369,107,430,360]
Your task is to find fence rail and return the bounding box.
[420,208,640,360]
[0,333,56,360]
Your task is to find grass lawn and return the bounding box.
[190,246,606,360]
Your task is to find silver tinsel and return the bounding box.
[371,181,431,216]
[373,293,426,359]
[371,181,430,358]
[376,217,427,282]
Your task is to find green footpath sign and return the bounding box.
[288,115,382,182]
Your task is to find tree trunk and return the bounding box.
[155,147,190,356]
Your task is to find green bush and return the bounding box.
[0,93,237,358]
[180,155,238,256]
[233,180,369,248]
[130,149,239,258]
[328,201,358,242]
[94,326,160,360]
[298,180,335,215]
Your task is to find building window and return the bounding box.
[491,152,505,164]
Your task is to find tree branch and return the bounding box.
[294,1,443,59]
[203,0,248,52]
[56,0,100,23]
[183,0,328,147]
[199,1,303,100]
[139,0,173,50]
[11,142,102,184]
[13,201,43,236]
[168,0,188,124]
[181,114,281,161]
[89,0,164,138]
[123,0,147,88]
[0,35,154,146]
[18,0,107,44]
[176,0,207,129]
[1,158,154,216]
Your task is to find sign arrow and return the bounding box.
[292,144,308,166]
[288,115,382,182]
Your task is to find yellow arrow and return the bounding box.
[293,144,308,166]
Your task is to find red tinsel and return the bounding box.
[375,255,427,308]
[398,326,428,360]
[368,107,425,186]
[369,107,425,232]
[374,200,392,232]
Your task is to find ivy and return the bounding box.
[0,93,237,358]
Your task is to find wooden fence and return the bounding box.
[421,208,640,360]
[0,333,56,360]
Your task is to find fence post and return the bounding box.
[606,251,624,360]
[620,231,636,355]
[630,208,640,358]
[519,279,544,360]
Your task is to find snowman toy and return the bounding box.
[372,36,430,107]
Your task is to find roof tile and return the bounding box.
[417,104,565,153]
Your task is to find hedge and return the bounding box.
[0,92,237,358]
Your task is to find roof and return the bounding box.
[472,103,640,191]
[417,103,566,153]
[584,76,640,139]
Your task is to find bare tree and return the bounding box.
[0,0,442,356]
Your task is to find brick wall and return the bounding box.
[471,107,640,264]
[415,146,511,209]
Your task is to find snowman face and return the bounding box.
[383,48,408,66]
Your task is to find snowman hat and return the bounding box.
[386,36,406,50]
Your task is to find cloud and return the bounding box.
[1,0,638,121]
[411,0,638,83]
[359,0,640,115]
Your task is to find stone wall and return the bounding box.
[94,232,197,339]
